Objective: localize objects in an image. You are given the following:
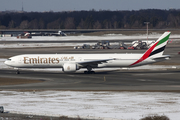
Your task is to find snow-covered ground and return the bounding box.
[1,34,158,41]
[0,91,180,120]
[0,42,98,48]
[1,33,180,41]
[0,33,179,41]
[0,58,179,120]
[0,33,179,48]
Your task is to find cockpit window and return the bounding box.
[7,59,11,61]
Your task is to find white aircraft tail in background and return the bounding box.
[5,32,171,74]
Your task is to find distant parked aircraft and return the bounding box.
[47,31,67,36]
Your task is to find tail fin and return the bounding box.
[131,32,171,66]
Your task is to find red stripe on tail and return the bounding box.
[130,42,159,66]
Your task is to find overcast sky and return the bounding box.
[1,0,180,12]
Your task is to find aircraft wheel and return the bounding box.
[84,71,95,74]
[16,70,20,74]
[90,71,95,74]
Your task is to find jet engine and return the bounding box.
[62,63,79,73]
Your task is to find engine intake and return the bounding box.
[62,63,79,73]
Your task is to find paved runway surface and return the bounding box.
[0,69,180,91]
[0,41,180,91]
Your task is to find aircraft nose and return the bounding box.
[4,60,8,65]
[4,59,11,66]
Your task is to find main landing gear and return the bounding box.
[84,71,95,74]
[84,66,95,74]
[15,69,20,74]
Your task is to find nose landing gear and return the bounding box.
[14,68,20,74]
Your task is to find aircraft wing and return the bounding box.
[77,58,115,66]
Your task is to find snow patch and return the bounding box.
[1,34,180,42]
[0,91,179,120]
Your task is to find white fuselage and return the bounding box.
[4,53,157,69]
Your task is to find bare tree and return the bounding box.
[93,20,102,29]
[47,19,61,29]
[28,19,38,29]
[39,18,45,29]
[77,19,85,29]
[64,17,75,29]
[8,20,15,28]
[19,20,29,29]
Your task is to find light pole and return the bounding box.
[144,22,150,45]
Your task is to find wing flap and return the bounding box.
[77,58,114,66]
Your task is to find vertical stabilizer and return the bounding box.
[131,32,171,66]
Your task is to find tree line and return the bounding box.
[0,9,180,29]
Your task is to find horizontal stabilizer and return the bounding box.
[152,55,170,60]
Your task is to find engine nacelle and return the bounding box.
[62,63,79,73]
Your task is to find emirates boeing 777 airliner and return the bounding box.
[5,32,171,74]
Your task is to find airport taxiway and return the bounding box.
[0,69,180,91]
[0,40,180,91]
